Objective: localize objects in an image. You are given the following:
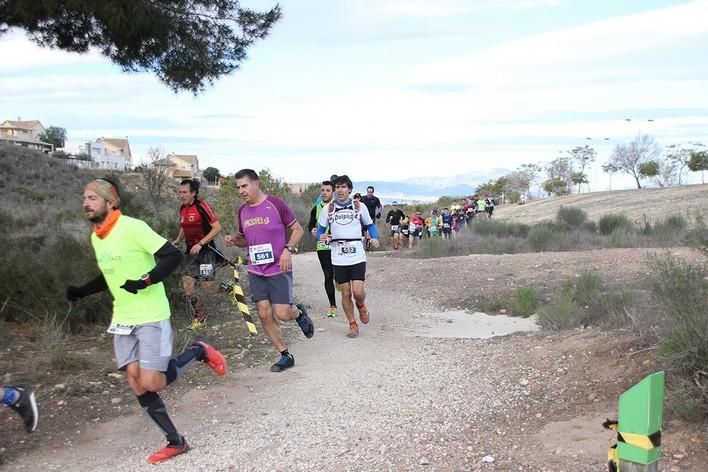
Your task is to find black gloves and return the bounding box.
[120,279,148,294]
[66,285,86,301]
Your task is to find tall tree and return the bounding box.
[202,166,220,184]
[0,1,282,93]
[608,134,661,189]
[688,150,708,184]
[601,163,618,191]
[38,125,67,149]
[139,146,172,214]
[545,156,572,194]
[567,145,596,192]
[664,144,693,185]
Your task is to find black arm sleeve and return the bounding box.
[79,274,109,296]
[307,206,317,232]
[148,241,182,284]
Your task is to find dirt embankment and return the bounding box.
[494,184,708,225]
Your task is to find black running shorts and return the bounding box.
[333,262,366,284]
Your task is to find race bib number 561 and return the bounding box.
[249,243,275,265]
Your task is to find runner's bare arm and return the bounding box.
[224,234,247,247]
[172,228,185,246]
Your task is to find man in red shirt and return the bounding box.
[172,179,222,326]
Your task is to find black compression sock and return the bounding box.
[280,349,290,357]
[165,343,204,385]
[137,391,182,445]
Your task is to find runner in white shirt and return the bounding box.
[316,175,379,338]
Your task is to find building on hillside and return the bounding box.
[154,153,200,180]
[96,137,132,168]
[0,119,53,153]
[72,138,132,171]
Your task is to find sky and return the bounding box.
[2,0,708,190]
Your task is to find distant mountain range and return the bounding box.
[353,168,510,204]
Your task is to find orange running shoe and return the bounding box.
[196,340,227,377]
[147,439,189,464]
[357,303,370,324]
[347,321,359,338]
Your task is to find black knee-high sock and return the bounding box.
[137,391,182,445]
[165,343,205,385]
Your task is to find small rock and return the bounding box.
[54,384,66,391]
[587,392,597,402]
[673,454,685,460]
[481,455,495,463]
[111,397,122,404]
[519,379,529,386]
[419,457,430,465]
[500,309,507,314]
[107,373,122,379]
[536,413,542,419]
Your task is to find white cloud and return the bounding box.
[354,0,564,17]
[0,30,104,72]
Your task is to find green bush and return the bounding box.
[418,236,444,258]
[561,271,602,306]
[667,387,705,422]
[528,222,562,252]
[648,254,708,379]
[582,221,598,233]
[537,296,584,330]
[608,226,639,248]
[514,287,539,317]
[598,213,632,235]
[471,220,530,238]
[651,216,688,246]
[556,206,587,230]
[481,297,506,313]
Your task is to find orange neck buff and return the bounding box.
[94,210,122,239]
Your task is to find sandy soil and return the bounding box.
[2,247,706,471]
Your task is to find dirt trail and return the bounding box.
[4,250,707,471]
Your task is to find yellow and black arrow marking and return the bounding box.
[210,247,258,336]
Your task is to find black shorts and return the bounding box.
[179,248,219,278]
[333,262,366,284]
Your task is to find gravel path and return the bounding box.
[5,251,704,471]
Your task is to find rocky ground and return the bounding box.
[1,248,706,471]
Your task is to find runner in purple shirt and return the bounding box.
[224,169,315,372]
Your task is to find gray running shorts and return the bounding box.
[113,319,173,372]
[248,272,294,305]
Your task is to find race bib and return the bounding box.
[391,225,399,231]
[337,241,358,256]
[107,323,135,335]
[443,223,450,228]
[199,263,214,279]
[249,243,275,265]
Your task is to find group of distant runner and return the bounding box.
[385,194,496,249]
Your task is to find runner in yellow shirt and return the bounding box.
[66,178,227,464]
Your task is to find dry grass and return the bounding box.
[495,184,708,226]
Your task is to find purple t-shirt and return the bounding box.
[238,195,297,276]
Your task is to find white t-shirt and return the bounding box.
[318,200,373,266]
